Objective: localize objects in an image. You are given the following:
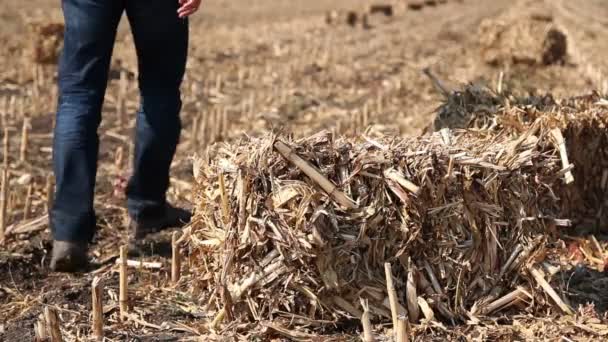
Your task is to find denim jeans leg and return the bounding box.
[51,0,124,242]
[125,1,189,221]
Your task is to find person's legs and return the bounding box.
[125,0,190,230]
[51,0,123,260]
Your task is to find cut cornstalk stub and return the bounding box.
[397,316,410,342]
[0,169,9,242]
[44,306,63,342]
[19,117,30,163]
[360,298,374,342]
[119,245,129,321]
[2,127,8,168]
[45,174,54,212]
[23,182,33,221]
[172,231,181,283]
[91,277,104,340]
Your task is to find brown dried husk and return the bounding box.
[188,119,573,332]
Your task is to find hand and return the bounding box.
[178,0,202,18]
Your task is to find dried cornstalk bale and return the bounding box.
[187,123,573,334]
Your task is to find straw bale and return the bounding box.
[188,125,568,332]
[478,15,567,66]
[434,81,608,232]
[25,21,64,65]
[496,92,608,232]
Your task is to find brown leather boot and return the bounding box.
[50,240,89,272]
[131,204,191,240]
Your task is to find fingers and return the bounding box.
[178,0,200,18]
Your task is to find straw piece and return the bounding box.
[384,263,399,332]
[0,169,8,242]
[19,117,29,163]
[496,71,504,94]
[406,263,419,323]
[333,296,362,318]
[417,296,435,321]
[172,232,181,284]
[5,214,48,237]
[232,257,285,299]
[550,128,574,184]
[422,67,450,98]
[384,168,420,195]
[23,182,33,221]
[499,244,523,278]
[529,267,573,315]
[274,141,357,209]
[423,261,443,295]
[482,287,533,314]
[114,259,162,269]
[114,146,124,170]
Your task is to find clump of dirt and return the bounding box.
[562,266,608,313]
[24,20,64,65]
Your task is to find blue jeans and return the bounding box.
[52,0,188,242]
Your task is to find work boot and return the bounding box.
[50,240,89,273]
[131,204,191,240]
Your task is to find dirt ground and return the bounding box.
[1,0,608,341]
